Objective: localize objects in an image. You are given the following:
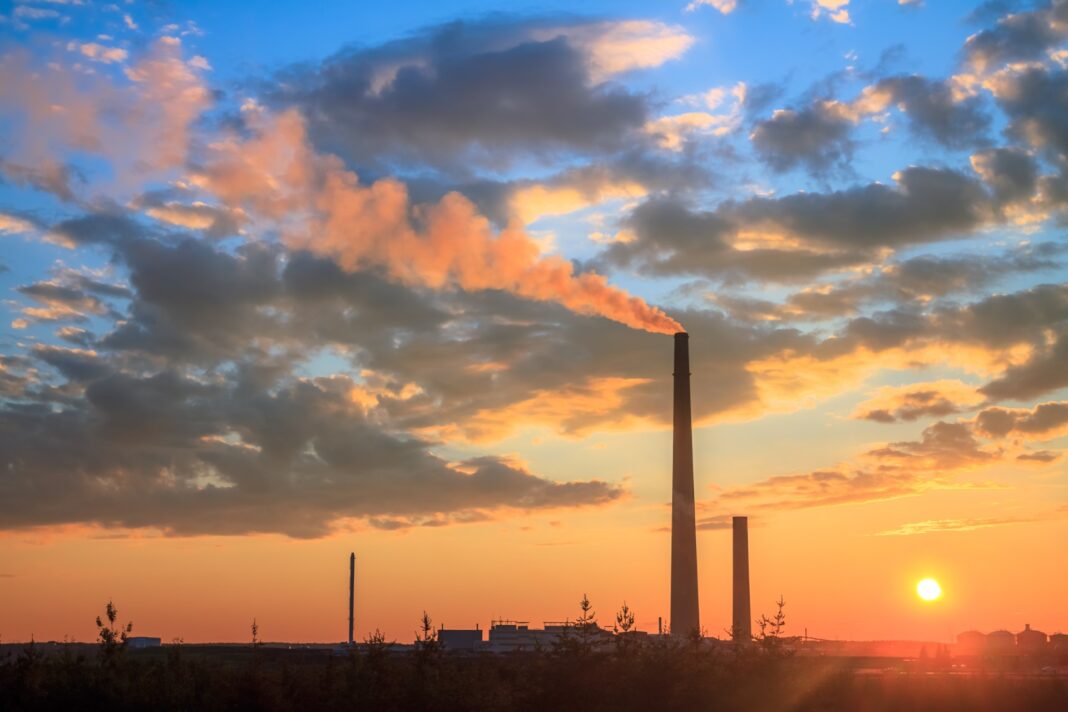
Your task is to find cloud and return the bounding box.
[565,20,693,82]
[853,380,983,423]
[647,82,747,150]
[1016,449,1061,462]
[809,0,851,25]
[0,38,212,197]
[875,515,1037,536]
[962,0,1068,72]
[269,18,661,174]
[753,75,991,176]
[605,167,992,284]
[0,212,37,234]
[68,41,128,64]
[750,105,854,175]
[714,419,1000,511]
[686,0,738,14]
[991,65,1068,164]
[0,366,623,537]
[980,330,1068,400]
[975,401,1068,438]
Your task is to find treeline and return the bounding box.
[1,601,1066,711]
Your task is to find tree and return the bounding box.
[551,594,599,656]
[251,618,260,648]
[95,600,132,665]
[614,601,639,655]
[756,596,787,654]
[415,612,439,656]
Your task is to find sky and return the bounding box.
[0,0,1066,645]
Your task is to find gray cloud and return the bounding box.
[962,0,1068,71]
[269,19,651,176]
[976,400,1068,437]
[858,390,962,423]
[0,367,622,537]
[873,75,991,148]
[981,332,1068,401]
[605,168,992,285]
[750,104,853,175]
[994,66,1068,165]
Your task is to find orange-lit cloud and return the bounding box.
[428,376,655,442]
[853,380,984,423]
[875,515,1041,536]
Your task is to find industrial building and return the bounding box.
[341,336,760,649]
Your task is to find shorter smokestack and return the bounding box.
[732,516,751,642]
[348,552,355,646]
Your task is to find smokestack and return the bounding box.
[671,332,700,636]
[732,516,751,642]
[348,552,355,646]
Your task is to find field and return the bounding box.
[2,639,1066,711]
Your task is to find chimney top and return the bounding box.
[674,331,688,339]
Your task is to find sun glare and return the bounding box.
[916,578,942,602]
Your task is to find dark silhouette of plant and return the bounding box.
[95,600,132,665]
[555,593,601,657]
[614,601,640,655]
[757,596,788,654]
[415,612,438,650]
[250,618,260,648]
[614,601,635,634]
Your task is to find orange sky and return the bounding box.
[2,1,1068,646]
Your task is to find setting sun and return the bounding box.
[917,578,943,602]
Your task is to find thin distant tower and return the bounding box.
[732,516,751,642]
[671,332,700,636]
[348,552,355,646]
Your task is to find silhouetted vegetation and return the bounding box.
[0,601,1065,711]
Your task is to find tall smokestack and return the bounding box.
[732,516,751,642]
[348,552,355,646]
[671,332,700,636]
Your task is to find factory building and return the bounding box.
[438,627,483,652]
[1016,624,1048,653]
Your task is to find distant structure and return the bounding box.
[348,552,355,646]
[986,629,1016,654]
[127,637,161,649]
[732,516,751,642]
[955,625,1055,657]
[439,625,483,652]
[1017,623,1047,653]
[956,630,986,656]
[671,332,700,636]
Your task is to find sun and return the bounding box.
[916,578,942,601]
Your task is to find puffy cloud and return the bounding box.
[0,369,622,537]
[975,401,1068,438]
[755,75,990,176]
[991,65,1068,164]
[809,0,851,24]
[67,41,128,64]
[714,419,1000,511]
[563,20,693,82]
[750,105,854,175]
[686,0,738,13]
[647,82,747,150]
[853,380,983,423]
[0,38,212,197]
[605,168,993,284]
[269,19,658,174]
[963,0,1068,72]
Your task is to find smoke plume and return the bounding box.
[192,108,682,334]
